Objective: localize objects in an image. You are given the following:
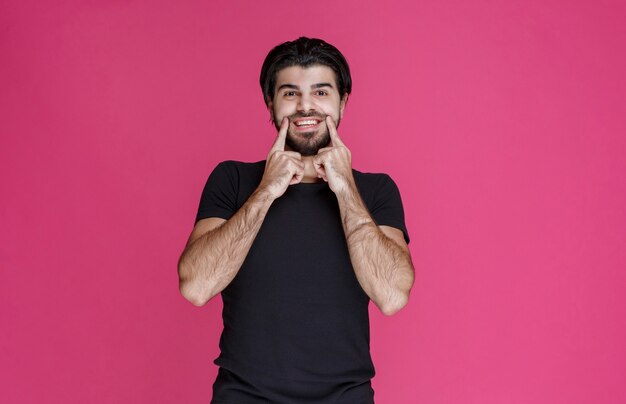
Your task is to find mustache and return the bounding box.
[287,112,327,121]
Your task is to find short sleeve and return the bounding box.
[195,161,239,224]
[369,174,410,244]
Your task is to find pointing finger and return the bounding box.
[271,117,289,153]
[326,116,344,147]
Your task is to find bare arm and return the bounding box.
[313,116,415,315]
[178,189,274,306]
[335,184,414,315]
[177,118,304,306]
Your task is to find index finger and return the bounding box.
[326,116,344,147]
[270,117,289,152]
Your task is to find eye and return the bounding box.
[315,90,328,96]
[283,91,297,98]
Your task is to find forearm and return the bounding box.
[178,188,274,305]
[336,183,414,315]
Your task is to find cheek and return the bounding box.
[322,107,340,120]
[320,99,342,117]
[274,103,296,119]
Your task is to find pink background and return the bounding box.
[2,1,625,403]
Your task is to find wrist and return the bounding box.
[333,176,358,199]
[251,185,277,205]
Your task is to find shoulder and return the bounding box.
[353,168,409,243]
[195,160,266,223]
[209,160,265,182]
[213,159,265,175]
[352,168,397,195]
[199,159,266,196]
[209,160,266,206]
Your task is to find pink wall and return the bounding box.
[2,1,625,403]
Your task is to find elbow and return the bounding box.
[379,293,409,316]
[180,283,210,307]
[379,267,414,316]
[177,260,212,307]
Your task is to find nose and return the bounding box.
[297,94,316,113]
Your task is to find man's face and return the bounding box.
[269,65,348,156]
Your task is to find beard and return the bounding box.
[286,126,330,156]
[274,112,336,156]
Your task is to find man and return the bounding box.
[178,37,414,403]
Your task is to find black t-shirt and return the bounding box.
[195,160,409,404]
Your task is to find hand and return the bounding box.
[313,116,355,194]
[258,117,304,200]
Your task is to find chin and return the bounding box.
[286,130,330,156]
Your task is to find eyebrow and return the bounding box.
[312,82,334,89]
[276,82,335,92]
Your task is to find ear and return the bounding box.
[339,94,349,119]
[267,101,275,123]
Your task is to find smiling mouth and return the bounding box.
[292,118,322,130]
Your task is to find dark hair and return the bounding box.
[260,37,352,105]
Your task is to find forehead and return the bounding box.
[275,65,337,90]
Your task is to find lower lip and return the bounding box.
[293,121,321,131]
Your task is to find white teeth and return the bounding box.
[295,120,318,126]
